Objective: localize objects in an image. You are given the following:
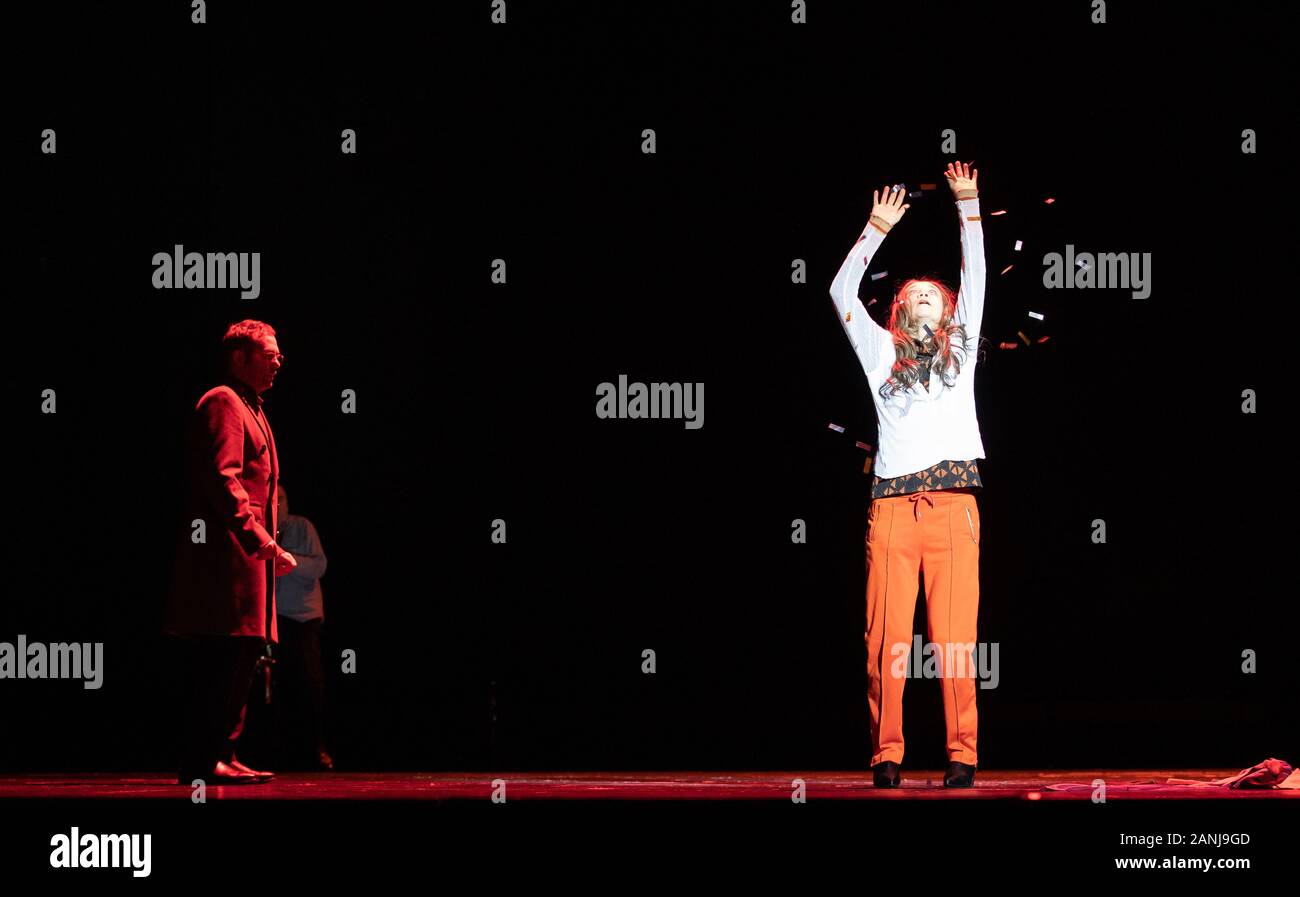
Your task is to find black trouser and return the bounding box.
[274,616,326,766]
[175,635,266,779]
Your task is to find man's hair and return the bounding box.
[222,319,276,363]
[877,277,983,399]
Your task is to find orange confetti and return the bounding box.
[919,183,938,191]
[1017,331,1030,345]
[990,210,1008,216]
[1000,264,1014,276]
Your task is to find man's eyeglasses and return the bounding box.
[261,351,285,363]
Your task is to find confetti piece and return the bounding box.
[827,423,845,433]
[1014,240,1023,251]
[892,183,906,193]
[923,324,935,338]
[1037,335,1051,343]
[845,312,851,321]
[999,342,1018,350]
[1076,258,1089,269]
[854,441,873,451]
[1028,311,1044,321]
[1017,331,1030,345]
[990,210,1007,216]
[919,183,938,191]
[1044,198,1056,204]
[1000,264,1014,276]
[863,456,874,474]
[867,298,878,306]
[908,190,922,198]
[870,271,888,281]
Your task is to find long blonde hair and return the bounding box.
[878,277,981,398]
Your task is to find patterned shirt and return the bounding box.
[872,458,982,499]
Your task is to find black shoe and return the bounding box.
[872,761,901,788]
[943,761,976,788]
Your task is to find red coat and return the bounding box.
[166,379,280,643]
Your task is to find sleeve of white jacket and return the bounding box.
[828,220,893,375]
[953,197,986,341]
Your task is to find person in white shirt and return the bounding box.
[828,162,987,789]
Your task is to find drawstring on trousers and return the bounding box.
[907,491,936,520]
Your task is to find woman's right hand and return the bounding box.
[870,185,910,230]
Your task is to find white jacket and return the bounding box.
[828,197,987,479]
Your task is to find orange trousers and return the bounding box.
[866,489,980,767]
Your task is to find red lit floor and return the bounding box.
[1,770,1296,800]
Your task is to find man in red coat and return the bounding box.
[166,319,297,785]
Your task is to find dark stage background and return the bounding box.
[2,2,1292,774]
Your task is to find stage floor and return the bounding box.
[2,770,1297,800]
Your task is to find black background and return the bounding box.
[2,1,1292,780]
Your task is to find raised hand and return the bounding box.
[870,185,911,231]
[945,161,978,199]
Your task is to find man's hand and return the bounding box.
[870,185,910,232]
[256,539,298,574]
[273,549,297,576]
[945,160,978,199]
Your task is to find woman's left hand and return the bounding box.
[945,160,978,198]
